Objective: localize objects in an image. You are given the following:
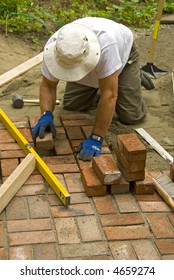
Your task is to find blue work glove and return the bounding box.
[76,133,103,161]
[32,110,56,143]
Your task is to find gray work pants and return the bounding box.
[63,43,147,124]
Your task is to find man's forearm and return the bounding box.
[39,77,58,113]
[92,93,117,138]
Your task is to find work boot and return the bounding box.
[141,70,155,90]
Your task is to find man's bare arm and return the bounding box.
[39,76,58,113]
[92,71,119,137]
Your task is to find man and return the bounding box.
[32,17,147,161]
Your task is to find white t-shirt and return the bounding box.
[41,17,133,88]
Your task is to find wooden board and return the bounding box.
[0,154,36,213]
[0,52,43,88]
[161,14,174,24]
[135,128,173,164]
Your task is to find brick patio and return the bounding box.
[0,113,174,260]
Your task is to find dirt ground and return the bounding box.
[0,23,174,172]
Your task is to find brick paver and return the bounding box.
[0,113,174,260]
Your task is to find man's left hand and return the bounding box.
[76,133,103,161]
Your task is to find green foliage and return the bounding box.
[164,0,174,13]
[0,0,173,39]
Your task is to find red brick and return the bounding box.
[9,246,32,260]
[55,217,80,244]
[60,113,91,120]
[62,119,94,127]
[117,160,145,182]
[92,155,121,184]
[104,225,152,240]
[55,135,67,143]
[24,174,44,185]
[77,158,92,170]
[1,158,19,177]
[54,139,73,155]
[77,255,112,260]
[55,126,66,134]
[77,216,103,242]
[100,213,144,227]
[0,248,6,260]
[6,197,28,220]
[167,213,174,227]
[0,129,15,143]
[16,184,46,196]
[110,175,130,194]
[132,170,155,195]
[0,222,5,247]
[48,194,65,206]
[13,121,29,128]
[134,191,163,202]
[43,157,79,173]
[162,255,174,260]
[33,243,58,260]
[117,133,146,161]
[27,195,50,219]
[100,146,111,154]
[18,128,33,142]
[51,203,94,217]
[109,242,137,260]
[64,173,85,193]
[60,242,109,259]
[132,240,160,260]
[146,213,174,238]
[0,150,26,159]
[10,116,29,127]
[65,126,85,140]
[81,166,106,196]
[0,143,22,151]
[114,193,139,213]
[115,144,145,172]
[43,155,76,165]
[9,230,56,246]
[93,196,117,214]
[7,218,52,233]
[139,201,172,212]
[155,239,174,254]
[36,132,55,150]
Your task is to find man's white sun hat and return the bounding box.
[43,23,101,81]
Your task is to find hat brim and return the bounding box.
[43,24,101,82]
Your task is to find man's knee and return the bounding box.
[116,102,147,124]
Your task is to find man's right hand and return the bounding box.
[32,110,56,143]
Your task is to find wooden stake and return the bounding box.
[0,52,43,88]
[0,154,36,213]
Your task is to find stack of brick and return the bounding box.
[116,133,155,195]
[56,113,129,197]
[81,154,123,196]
